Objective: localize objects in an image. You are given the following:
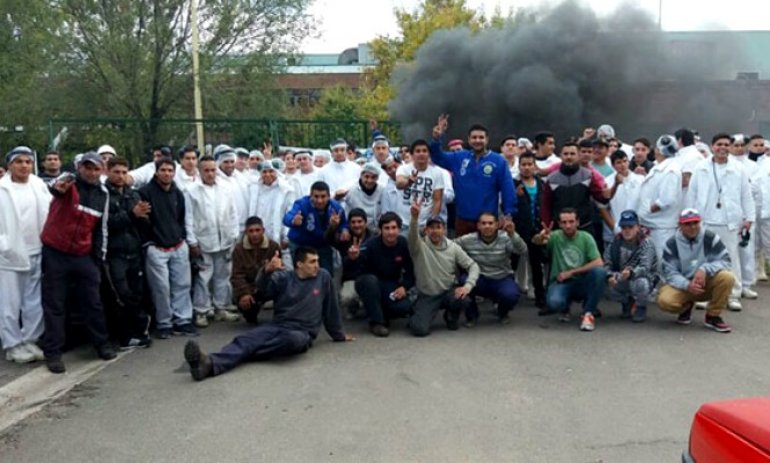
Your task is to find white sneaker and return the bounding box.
[694,302,708,310]
[23,342,45,361]
[214,310,240,322]
[728,300,743,312]
[757,272,768,282]
[5,345,36,364]
[741,288,758,300]
[194,313,209,327]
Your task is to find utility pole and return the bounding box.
[191,0,205,150]
[658,0,663,30]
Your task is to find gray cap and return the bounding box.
[80,151,103,166]
[361,162,381,177]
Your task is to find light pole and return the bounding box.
[191,0,205,150]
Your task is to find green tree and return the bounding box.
[54,0,313,150]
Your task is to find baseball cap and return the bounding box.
[80,152,103,166]
[97,144,116,156]
[425,216,445,226]
[447,139,463,149]
[618,210,639,227]
[679,208,701,224]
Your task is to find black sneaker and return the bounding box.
[155,328,173,340]
[370,324,390,337]
[444,310,460,331]
[677,303,693,325]
[120,336,152,351]
[704,315,732,333]
[96,343,117,360]
[184,341,212,381]
[173,323,199,337]
[46,356,66,374]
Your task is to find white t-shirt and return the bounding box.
[535,154,560,171]
[676,145,707,175]
[7,181,42,254]
[396,163,445,226]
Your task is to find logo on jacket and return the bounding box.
[482,163,494,175]
[460,159,470,176]
[394,256,403,263]
[306,213,315,231]
[313,288,320,296]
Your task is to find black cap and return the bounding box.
[425,216,446,226]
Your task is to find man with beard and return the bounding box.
[429,114,516,236]
[317,138,361,200]
[231,216,281,324]
[248,161,296,266]
[343,163,383,231]
[38,150,62,185]
[214,144,251,234]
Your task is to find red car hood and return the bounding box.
[697,397,770,454]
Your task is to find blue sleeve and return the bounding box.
[283,198,304,228]
[499,158,517,216]
[337,203,349,232]
[429,138,453,171]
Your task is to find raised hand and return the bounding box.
[503,217,515,234]
[262,140,273,158]
[408,170,418,186]
[369,119,378,131]
[410,198,422,219]
[132,200,151,218]
[347,236,362,260]
[292,211,303,226]
[432,113,449,139]
[265,251,283,273]
[330,210,341,229]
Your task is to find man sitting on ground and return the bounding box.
[657,209,735,333]
[603,210,657,323]
[183,247,354,381]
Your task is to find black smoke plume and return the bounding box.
[390,1,755,145]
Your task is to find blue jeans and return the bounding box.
[210,324,311,376]
[545,267,607,315]
[145,242,193,329]
[465,275,521,320]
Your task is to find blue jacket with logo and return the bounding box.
[283,196,349,248]
[429,138,517,221]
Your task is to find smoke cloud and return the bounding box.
[390,1,754,145]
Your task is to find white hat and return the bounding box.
[97,144,116,156]
[597,124,615,139]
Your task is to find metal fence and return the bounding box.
[46,118,402,167]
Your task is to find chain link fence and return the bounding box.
[46,118,402,168]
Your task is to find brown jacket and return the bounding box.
[231,234,281,302]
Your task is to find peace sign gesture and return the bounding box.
[533,221,553,245]
[347,236,362,260]
[432,113,449,139]
[330,210,341,229]
[265,251,283,273]
[262,140,273,158]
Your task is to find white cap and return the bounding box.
[597,124,615,139]
[97,144,116,156]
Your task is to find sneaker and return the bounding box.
[632,305,647,323]
[498,315,511,325]
[463,318,477,328]
[741,288,758,300]
[370,324,390,337]
[96,343,117,360]
[120,336,152,351]
[620,303,632,319]
[184,341,212,381]
[46,356,66,374]
[155,327,173,340]
[558,311,572,323]
[728,300,743,312]
[677,303,693,325]
[758,273,769,282]
[580,313,595,332]
[694,302,707,310]
[173,323,200,337]
[214,309,241,322]
[5,345,36,364]
[444,311,460,331]
[194,313,209,328]
[704,315,732,333]
[23,342,45,361]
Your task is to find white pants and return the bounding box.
[648,227,676,269]
[0,254,44,349]
[193,249,233,314]
[756,218,770,271]
[706,224,742,300]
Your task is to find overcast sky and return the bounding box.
[302,0,770,53]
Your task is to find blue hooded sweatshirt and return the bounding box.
[283,196,349,248]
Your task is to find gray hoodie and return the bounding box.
[661,228,731,291]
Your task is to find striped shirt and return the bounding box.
[455,231,528,279]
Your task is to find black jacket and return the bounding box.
[513,177,548,242]
[105,182,143,258]
[138,178,186,248]
[357,235,415,289]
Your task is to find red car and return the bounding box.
[684,397,770,462]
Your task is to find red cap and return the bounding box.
[447,139,463,148]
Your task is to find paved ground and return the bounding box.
[1,285,770,463]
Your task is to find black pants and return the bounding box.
[354,274,413,325]
[511,241,547,307]
[104,254,149,344]
[41,246,109,358]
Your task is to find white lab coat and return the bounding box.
[685,158,755,229]
[248,179,296,244]
[637,157,683,230]
[317,160,361,193]
[184,181,239,253]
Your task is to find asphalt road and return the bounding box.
[2,287,770,463]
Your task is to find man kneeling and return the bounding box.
[657,209,734,333]
[184,246,353,380]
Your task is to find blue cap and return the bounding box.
[618,210,639,227]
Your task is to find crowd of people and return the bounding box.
[1,117,768,381]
